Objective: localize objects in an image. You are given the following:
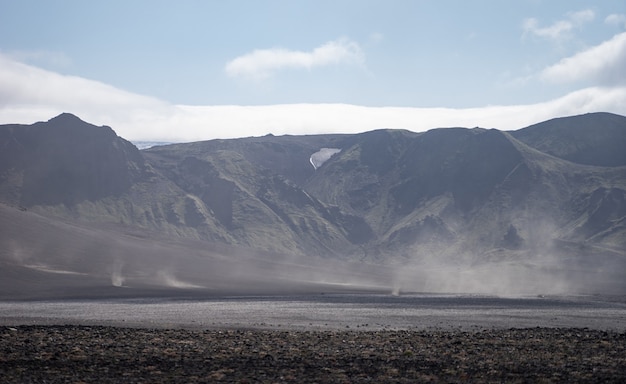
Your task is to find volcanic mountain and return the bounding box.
[1,112,624,297]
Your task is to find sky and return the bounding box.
[1,0,625,142]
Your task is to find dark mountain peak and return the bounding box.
[349,129,417,175]
[526,112,624,127]
[41,113,117,139]
[390,127,525,214]
[402,126,521,169]
[0,114,146,207]
[512,112,626,166]
[48,112,83,124]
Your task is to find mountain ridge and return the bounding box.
[0,113,149,207]
[1,112,625,296]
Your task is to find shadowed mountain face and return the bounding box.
[511,112,626,167]
[0,113,148,206]
[1,112,625,297]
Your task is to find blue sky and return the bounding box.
[1,0,625,141]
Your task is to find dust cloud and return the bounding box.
[389,237,626,296]
[1,203,624,300]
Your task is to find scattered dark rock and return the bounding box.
[1,325,624,383]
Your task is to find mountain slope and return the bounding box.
[511,112,626,167]
[0,113,149,207]
[143,134,371,256]
[0,203,390,299]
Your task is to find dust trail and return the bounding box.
[157,270,205,289]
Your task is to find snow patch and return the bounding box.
[132,141,172,149]
[310,148,341,170]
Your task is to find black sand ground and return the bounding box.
[1,325,625,383]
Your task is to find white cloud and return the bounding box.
[0,53,174,137]
[605,14,626,28]
[224,38,364,80]
[523,9,594,41]
[541,32,626,85]
[568,9,595,25]
[523,18,571,40]
[1,52,625,142]
[171,89,626,139]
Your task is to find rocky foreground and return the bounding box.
[1,326,625,383]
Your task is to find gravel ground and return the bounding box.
[1,325,625,383]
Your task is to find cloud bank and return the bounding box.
[225,38,364,80]
[1,33,625,142]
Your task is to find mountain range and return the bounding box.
[1,112,625,298]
